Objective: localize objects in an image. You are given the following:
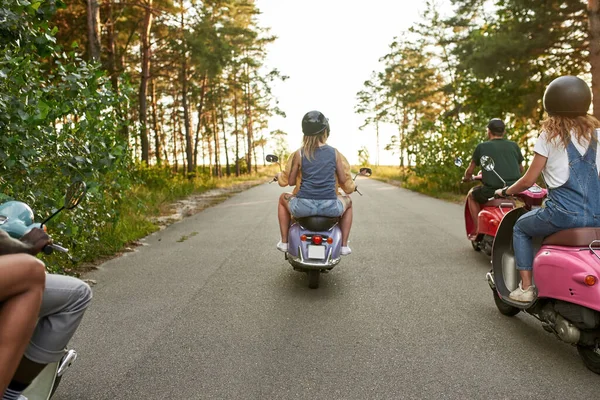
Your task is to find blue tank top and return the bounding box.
[296,145,337,200]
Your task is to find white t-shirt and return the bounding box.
[533,129,600,188]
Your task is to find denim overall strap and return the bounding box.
[547,136,600,225]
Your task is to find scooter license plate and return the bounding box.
[307,245,326,260]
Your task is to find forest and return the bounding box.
[356,0,600,195]
[2,0,599,269]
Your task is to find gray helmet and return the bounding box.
[301,111,330,136]
[543,76,591,117]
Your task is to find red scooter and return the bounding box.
[456,156,517,256]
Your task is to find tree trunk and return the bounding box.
[219,99,231,176]
[245,76,253,175]
[212,110,221,177]
[180,2,194,173]
[233,85,240,176]
[106,1,118,91]
[589,0,600,119]
[86,0,101,62]
[151,77,161,165]
[194,74,208,170]
[139,1,153,164]
[375,120,380,166]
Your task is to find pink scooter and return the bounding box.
[485,159,600,374]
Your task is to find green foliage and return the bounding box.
[0,0,134,270]
[357,0,590,197]
[357,147,370,167]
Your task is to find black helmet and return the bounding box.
[301,110,330,136]
[487,118,505,135]
[543,76,591,117]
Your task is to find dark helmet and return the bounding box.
[487,118,505,135]
[301,110,330,136]
[543,76,591,117]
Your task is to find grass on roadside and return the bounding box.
[71,166,277,270]
[359,165,466,204]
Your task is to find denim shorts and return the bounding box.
[289,197,344,218]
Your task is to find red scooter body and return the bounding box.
[464,175,515,256]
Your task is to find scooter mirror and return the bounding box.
[359,168,372,177]
[266,154,279,163]
[454,157,463,167]
[480,155,495,172]
[65,181,87,209]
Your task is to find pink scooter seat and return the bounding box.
[543,227,600,247]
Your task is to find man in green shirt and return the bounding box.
[463,119,524,234]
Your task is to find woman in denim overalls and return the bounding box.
[495,76,600,302]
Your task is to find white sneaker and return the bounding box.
[341,246,352,256]
[509,282,535,303]
[276,241,288,252]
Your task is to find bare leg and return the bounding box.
[520,270,533,290]
[278,193,293,243]
[0,254,46,394]
[467,189,481,233]
[338,196,353,246]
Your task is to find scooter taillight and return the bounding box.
[312,235,323,245]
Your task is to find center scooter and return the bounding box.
[267,154,371,289]
[483,156,600,374]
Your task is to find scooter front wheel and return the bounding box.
[307,270,320,289]
[577,345,600,374]
[493,290,520,316]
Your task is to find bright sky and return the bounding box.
[255,0,429,165]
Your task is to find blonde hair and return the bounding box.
[541,114,600,148]
[302,131,328,161]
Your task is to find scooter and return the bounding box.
[266,154,371,289]
[483,156,600,374]
[455,157,518,256]
[0,181,87,399]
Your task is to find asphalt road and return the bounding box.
[54,177,600,400]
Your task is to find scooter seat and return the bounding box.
[483,198,516,207]
[296,216,339,231]
[542,228,600,247]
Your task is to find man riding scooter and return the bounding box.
[0,227,92,400]
[463,119,524,235]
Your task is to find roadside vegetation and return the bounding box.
[0,0,285,273]
[355,0,600,197]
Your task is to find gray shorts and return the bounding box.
[25,274,92,364]
[289,197,344,218]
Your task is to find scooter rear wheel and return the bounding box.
[471,241,481,252]
[493,290,520,316]
[307,270,320,289]
[577,345,600,374]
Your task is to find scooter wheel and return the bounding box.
[471,241,481,252]
[307,270,320,289]
[577,345,600,374]
[493,290,520,316]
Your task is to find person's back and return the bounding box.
[296,144,338,200]
[474,138,523,189]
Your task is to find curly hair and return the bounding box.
[302,130,328,161]
[541,115,600,148]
